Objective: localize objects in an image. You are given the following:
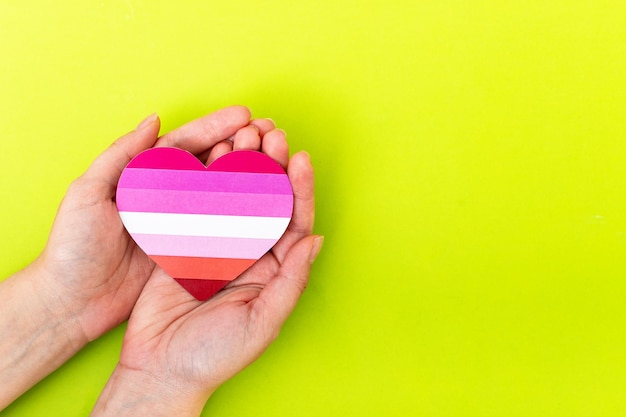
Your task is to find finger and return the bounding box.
[261,128,289,168]
[221,248,280,290]
[233,125,262,151]
[271,151,315,263]
[249,118,275,136]
[155,105,251,155]
[82,114,161,196]
[253,235,323,338]
[206,140,234,165]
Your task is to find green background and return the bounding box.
[1,1,626,415]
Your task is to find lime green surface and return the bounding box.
[1,1,626,416]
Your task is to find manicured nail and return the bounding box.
[309,236,324,263]
[136,113,158,130]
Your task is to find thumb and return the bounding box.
[256,235,324,333]
[82,114,161,195]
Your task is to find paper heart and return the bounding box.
[116,148,293,301]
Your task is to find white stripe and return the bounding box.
[119,212,291,239]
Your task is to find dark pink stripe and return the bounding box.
[118,168,292,194]
[116,188,293,217]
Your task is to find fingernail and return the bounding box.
[136,113,158,130]
[309,236,324,263]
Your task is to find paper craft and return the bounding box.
[116,148,294,300]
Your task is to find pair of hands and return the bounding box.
[25,106,321,414]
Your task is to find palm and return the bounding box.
[120,255,280,390]
[42,179,155,338]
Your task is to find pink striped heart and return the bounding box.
[115,148,293,300]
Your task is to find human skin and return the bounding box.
[0,107,322,414]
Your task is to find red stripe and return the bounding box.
[174,279,230,301]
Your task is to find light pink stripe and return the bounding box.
[131,234,276,259]
[116,188,293,217]
[118,168,292,194]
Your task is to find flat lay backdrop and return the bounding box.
[1,1,626,416]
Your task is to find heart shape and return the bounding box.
[115,148,293,301]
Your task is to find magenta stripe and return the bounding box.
[118,168,292,194]
[208,150,285,174]
[116,188,294,217]
[131,234,276,259]
[127,147,205,170]
[127,148,284,174]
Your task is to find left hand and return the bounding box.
[35,106,253,341]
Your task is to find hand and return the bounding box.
[0,106,259,409]
[35,106,253,341]
[91,121,323,416]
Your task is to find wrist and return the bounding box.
[29,256,90,344]
[34,253,113,343]
[91,363,211,417]
[0,262,88,409]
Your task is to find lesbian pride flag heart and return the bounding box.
[115,148,293,301]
